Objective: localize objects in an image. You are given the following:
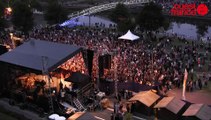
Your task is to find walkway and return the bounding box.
[167,81,211,105]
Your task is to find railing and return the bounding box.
[76,82,93,99]
[73,98,86,111]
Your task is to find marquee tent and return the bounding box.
[0,39,82,72]
[129,90,160,116]
[129,90,160,107]
[183,104,211,120]
[154,97,186,120]
[154,97,186,114]
[118,30,140,41]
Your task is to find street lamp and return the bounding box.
[111,49,119,98]
[4,0,12,17]
[4,7,12,18]
[9,33,15,49]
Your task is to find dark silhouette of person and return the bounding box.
[198,79,202,90]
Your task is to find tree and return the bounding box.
[44,0,68,25]
[162,19,170,31]
[137,2,166,31]
[110,3,134,32]
[196,22,208,39]
[30,0,42,11]
[110,3,130,23]
[11,0,34,34]
[117,18,135,32]
[0,1,6,30]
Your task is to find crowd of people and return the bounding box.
[1,24,210,96]
[28,25,210,94]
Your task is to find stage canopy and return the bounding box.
[183,104,211,120]
[154,97,186,114]
[129,90,160,107]
[0,39,82,72]
[59,17,83,28]
[118,30,140,41]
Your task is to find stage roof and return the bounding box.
[0,39,82,72]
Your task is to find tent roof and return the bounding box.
[154,97,185,114]
[67,112,97,120]
[118,30,140,41]
[0,39,82,72]
[65,72,90,88]
[183,104,211,120]
[129,90,160,107]
[65,72,89,82]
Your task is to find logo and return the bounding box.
[170,3,209,16]
[197,4,209,16]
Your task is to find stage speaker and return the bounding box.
[82,49,94,76]
[98,56,104,77]
[87,49,94,76]
[0,45,8,55]
[103,54,111,69]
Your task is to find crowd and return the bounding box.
[28,25,210,94]
[1,25,210,95]
[60,53,86,74]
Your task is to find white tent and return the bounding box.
[118,30,140,41]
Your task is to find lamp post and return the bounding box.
[114,54,118,98]
[42,56,54,114]
[111,49,119,98]
[9,33,15,49]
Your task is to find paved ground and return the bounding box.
[90,108,113,120]
[0,81,210,120]
[167,81,211,105]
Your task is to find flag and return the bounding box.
[182,69,188,100]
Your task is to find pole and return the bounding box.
[114,57,118,98]
[97,53,100,91]
[113,50,118,98]
[10,33,15,49]
[42,56,54,113]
